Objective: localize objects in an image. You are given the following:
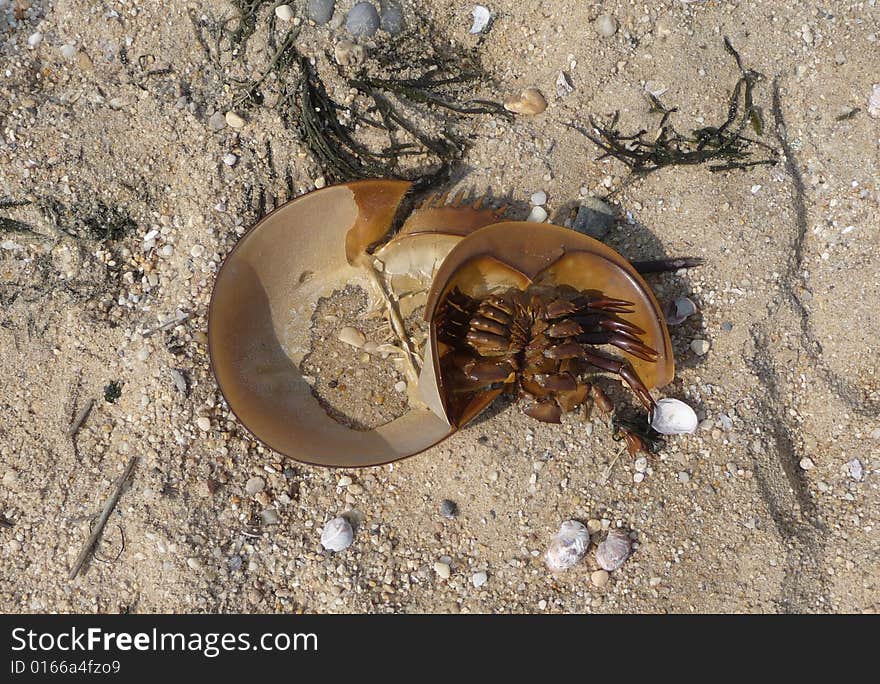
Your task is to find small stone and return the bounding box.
[346,2,380,37]
[60,44,76,60]
[338,475,353,487]
[208,111,227,131]
[868,84,880,118]
[590,569,609,587]
[504,87,547,116]
[571,197,615,239]
[190,244,205,258]
[526,206,548,223]
[690,339,710,356]
[260,509,280,525]
[649,576,662,587]
[530,190,547,206]
[594,14,618,38]
[799,457,815,471]
[338,326,366,348]
[678,471,690,484]
[314,176,327,189]
[196,416,211,432]
[245,477,266,495]
[472,571,488,588]
[871,427,880,440]
[321,516,354,552]
[595,529,631,572]
[379,1,404,34]
[225,111,246,129]
[847,459,864,481]
[334,39,366,67]
[439,499,458,519]
[27,32,43,49]
[586,519,602,534]
[633,472,644,484]
[222,153,238,167]
[434,561,451,579]
[186,557,202,571]
[307,0,335,25]
[634,457,648,473]
[393,380,407,393]
[275,4,295,21]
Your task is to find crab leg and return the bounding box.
[581,349,656,411]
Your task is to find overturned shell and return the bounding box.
[209,180,451,467]
[423,222,674,428]
[546,520,591,572]
[650,398,698,435]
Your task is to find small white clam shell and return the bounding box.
[545,520,590,572]
[595,529,631,572]
[337,326,366,348]
[650,398,698,435]
[470,5,491,34]
[320,516,354,552]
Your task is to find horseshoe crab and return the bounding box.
[208,180,675,467]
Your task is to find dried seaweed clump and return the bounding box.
[41,198,136,242]
[0,198,33,234]
[578,38,778,177]
[199,4,508,189]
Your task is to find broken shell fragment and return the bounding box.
[504,87,547,116]
[595,529,631,572]
[470,5,491,34]
[650,398,698,435]
[663,296,697,325]
[320,516,353,551]
[337,326,367,348]
[334,39,366,67]
[546,520,591,572]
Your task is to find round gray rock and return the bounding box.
[307,0,335,25]
[380,1,404,35]
[346,2,380,37]
[571,197,616,239]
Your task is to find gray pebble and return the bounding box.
[346,2,380,37]
[379,1,404,34]
[847,459,863,481]
[170,368,188,395]
[245,477,265,495]
[595,14,618,38]
[260,509,280,525]
[227,555,243,571]
[307,0,335,25]
[571,197,616,239]
[208,111,227,132]
[440,499,458,519]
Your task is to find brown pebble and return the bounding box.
[504,87,548,115]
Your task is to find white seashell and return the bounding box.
[530,190,547,206]
[650,398,698,435]
[337,326,366,348]
[545,520,590,572]
[470,5,491,34]
[595,529,631,571]
[664,296,697,325]
[320,516,353,552]
[868,84,880,119]
[527,206,548,223]
[644,80,668,98]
